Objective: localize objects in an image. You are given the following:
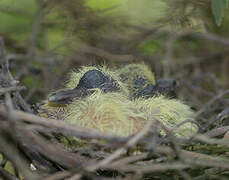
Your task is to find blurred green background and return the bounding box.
[0,0,228,108]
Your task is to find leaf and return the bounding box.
[211,0,228,26]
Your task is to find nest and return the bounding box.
[0,41,229,179]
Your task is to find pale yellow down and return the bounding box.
[64,90,146,137]
[40,65,197,138]
[135,95,198,137]
[64,92,197,137]
[39,100,69,119]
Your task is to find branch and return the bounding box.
[0,37,17,86]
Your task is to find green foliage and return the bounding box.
[0,0,36,41]
[138,40,161,54]
[86,0,124,11]
[211,0,228,26]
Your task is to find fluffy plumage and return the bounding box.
[63,92,197,137]
[40,65,197,138]
[64,91,145,137]
[38,101,69,119]
[135,95,197,137]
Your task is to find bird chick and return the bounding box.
[49,66,127,105]
[39,66,128,119]
[117,64,197,136]
[40,66,145,137]
[117,64,177,99]
[40,65,197,138]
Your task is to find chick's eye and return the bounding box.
[134,76,146,88]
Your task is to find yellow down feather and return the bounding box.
[38,100,69,119]
[40,65,197,138]
[64,91,146,137]
[39,66,128,118]
[135,95,198,137]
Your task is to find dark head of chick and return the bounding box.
[48,66,126,106]
[117,64,177,99]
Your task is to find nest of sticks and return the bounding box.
[0,37,229,180]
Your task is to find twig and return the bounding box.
[0,106,129,143]
[0,36,32,112]
[0,131,40,180]
[194,134,229,145]
[79,45,133,62]
[109,153,148,167]
[0,37,17,86]
[191,32,229,46]
[44,170,72,180]
[0,86,25,96]
[106,162,190,173]
[195,89,229,117]
[67,117,154,180]
[16,129,86,169]
[204,126,229,138]
[86,116,154,172]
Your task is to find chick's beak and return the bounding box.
[155,79,177,98]
[156,79,177,89]
[48,88,92,106]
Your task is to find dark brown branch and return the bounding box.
[195,89,229,117]
[0,106,129,143]
[204,126,229,138]
[106,162,190,173]
[0,131,40,180]
[79,45,133,62]
[0,86,25,96]
[0,37,17,86]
